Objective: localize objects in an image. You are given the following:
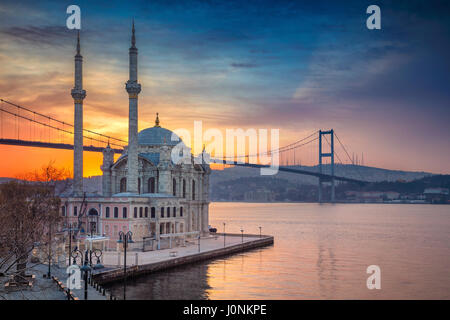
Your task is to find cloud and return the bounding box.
[230,62,258,68]
[1,25,69,46]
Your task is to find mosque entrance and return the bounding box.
[88,208,99,235]
[89,221,97,234]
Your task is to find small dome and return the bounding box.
[138,126,182,146]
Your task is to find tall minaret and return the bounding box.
[71,31,86,197]
[125,20,141,193]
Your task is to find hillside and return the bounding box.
[211,164,431,186]
[0,164,435,200]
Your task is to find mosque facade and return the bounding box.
[61,24,211,250]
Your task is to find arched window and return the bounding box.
[145,207,148,218]
[183,179,186,198]
[173,178,177,196]
[138,178,141,194]
[161,207,164,218]
[167,207,171,217]
[173,207,177,217]
[151,207,156,218]
[123,207,127,219]
[61,206,66,216]
[139,207,143,218]
[180,207,183,217]
[148,177,155,193]
[192,180,196,200]
[74,206,78,217]
[134,207,138,218]
[114,207,118,218]
[105,207,110,218]
[120,178,127,192]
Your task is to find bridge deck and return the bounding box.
[0,138,366,184]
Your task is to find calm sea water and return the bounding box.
[106,203,450,299]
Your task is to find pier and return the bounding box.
[93,233,274,284]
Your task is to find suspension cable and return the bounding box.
[0,107,123,148]
[0,98,127,144]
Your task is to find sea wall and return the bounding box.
[93,234,274,284]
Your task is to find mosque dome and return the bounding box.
[137,113,182,146]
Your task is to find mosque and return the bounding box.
[61,23,211,250]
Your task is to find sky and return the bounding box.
[0,0,449,177]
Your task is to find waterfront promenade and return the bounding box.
[0,263,108,300]
[95,233,274,284]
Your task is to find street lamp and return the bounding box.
[89,248,104,270]
[259,226,262,238]
[197,235,201,252]
[47,222,52,278]
[71,247,91,300]
[80,250,91,300]
[117,231,134,300]
[240,227,244,243]
[223,222,226,248]
[62,223,78,266]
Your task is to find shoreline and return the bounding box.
[211,200,448,205]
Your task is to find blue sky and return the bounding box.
[0,0,449,174]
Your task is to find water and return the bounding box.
[105,203,450,299]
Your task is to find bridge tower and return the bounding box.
[125,20,141,193]
[318,129,335,203]
[71,31,86,197]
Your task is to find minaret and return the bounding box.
[71,31,86,197]
[125,20,141,193]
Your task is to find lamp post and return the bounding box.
[223,222,226,248]
[47,222,52,278]
[198,235,201,252]
[88,249,104,270]
[117,231,134,300]
[80,250,91,300]
[259,226,262,238]
[62,223,78,266]
[70,247,91,300]
[240,227,244,243]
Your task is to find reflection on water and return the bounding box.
[105,203,450,299]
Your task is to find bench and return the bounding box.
[4,280,33,289]
[169,251,178,257]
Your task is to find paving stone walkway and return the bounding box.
[0,263,108,300]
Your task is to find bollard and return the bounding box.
[102,288,106,296]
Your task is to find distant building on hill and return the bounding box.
[345,191,400,203]
[244,188,275,202]
[423,188,449,204]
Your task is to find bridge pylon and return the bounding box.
[318,129,335,203]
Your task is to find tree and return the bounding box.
[0,163,69,285]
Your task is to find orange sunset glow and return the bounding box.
[1,1,449,178]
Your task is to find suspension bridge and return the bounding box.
[0,98,367,202]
